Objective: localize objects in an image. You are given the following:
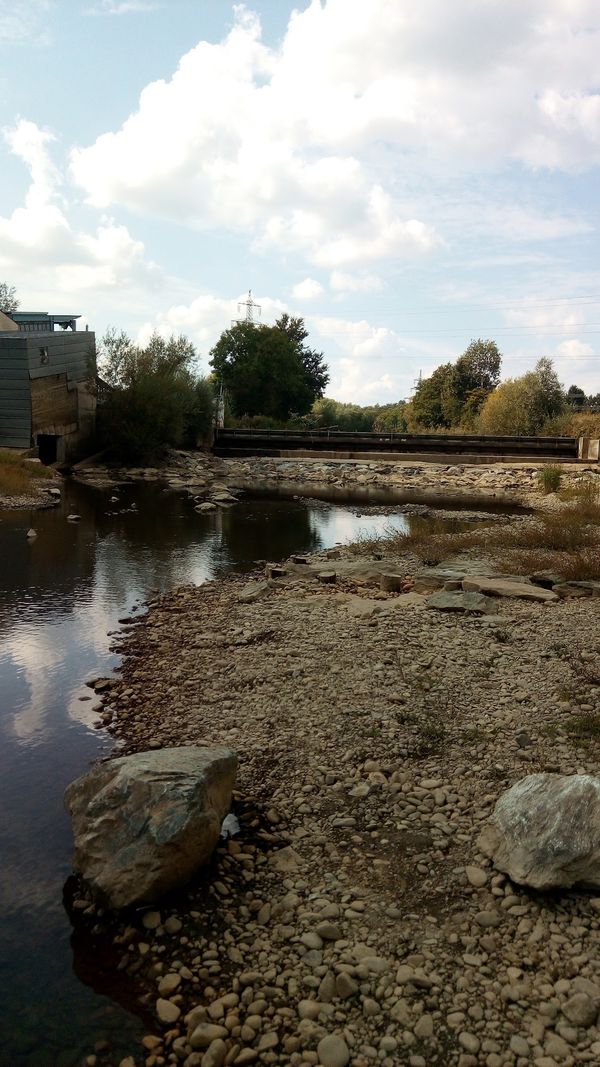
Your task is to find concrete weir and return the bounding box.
[213,427,586,463]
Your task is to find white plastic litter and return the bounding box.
[220,812,241,839]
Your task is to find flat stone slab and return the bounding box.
[462,577,558,602]
[427,590,494,614]
[554,581,600,598]
[238,580,271,603]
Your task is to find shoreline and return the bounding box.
[71,448,600,513]
[75,504,600,1067]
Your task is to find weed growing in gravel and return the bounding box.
[564,713,600,743]
[538,465,562,494]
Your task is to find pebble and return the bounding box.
[317,1034,350,1067]
[155,998,180,1024]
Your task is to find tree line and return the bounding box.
[3,279,597,462]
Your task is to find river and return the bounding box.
[0,478,415,1067]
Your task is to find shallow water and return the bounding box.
[0,479,412,1066]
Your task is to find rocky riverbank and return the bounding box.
[75,534,600,1067]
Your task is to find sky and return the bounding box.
[1,0,600,403]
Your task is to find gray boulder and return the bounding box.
[65,746,237,908]
[478,773,600,889]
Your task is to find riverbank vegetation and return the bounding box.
[0,450,53,495]
[97,330,213,464]
[222,335,597,439]
[351,478,600,580]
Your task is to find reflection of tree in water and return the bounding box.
[210,498,321,574]
[93,485,217,601]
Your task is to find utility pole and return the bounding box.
[232,289,261,326]
[410,370,422,395]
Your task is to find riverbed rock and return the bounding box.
[427,590,494,614]
[462,576,558,602]
[65,746,238,908]
[478,773,600,889]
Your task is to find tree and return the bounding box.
[410,339,502,429]
[0,282,19,315]
[411,363,455,428]
[98,329,213,463]
[566,384,586,409]
[210,317,328,421]
[477,358,565,435]
[275,314,329,398]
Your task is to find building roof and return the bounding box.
[9,312,81,331]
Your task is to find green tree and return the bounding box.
[566,384,586,409]
[0,282,19,314]
[275,314,329,398]
[411,363,455,428]
[477,358,565,435]
[410,339,502,429]
[98,329,213,463]
[210,318,328,420]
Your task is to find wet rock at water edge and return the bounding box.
[65,746,238,908]
[479,773,600,889]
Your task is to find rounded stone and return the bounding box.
[317,1034,350,1067]
[155,998,180,1025]
[458,1032,480,1054]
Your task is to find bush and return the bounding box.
[98,330,214,464]
[538,465,562,494]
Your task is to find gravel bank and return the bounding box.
[79,545,600,1067]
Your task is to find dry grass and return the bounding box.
[0,450,53,496]
[348,485,600,579]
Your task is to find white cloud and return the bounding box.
[311,315,408,401]
[0,120,161,308]
[138,291,288,363]
[0,1,52,44]
[291,278,323,300]
[553,339,597,391]
[69,4,440,269]
[87,0,159,14]
[330,271,382,294]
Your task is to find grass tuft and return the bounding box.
[538,465,562,495]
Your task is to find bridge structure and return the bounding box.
[213,428,584,464]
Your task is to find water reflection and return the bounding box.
[0,479,410,1065]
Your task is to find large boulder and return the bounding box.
[65,746,238,908]
[478,773,600,889]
